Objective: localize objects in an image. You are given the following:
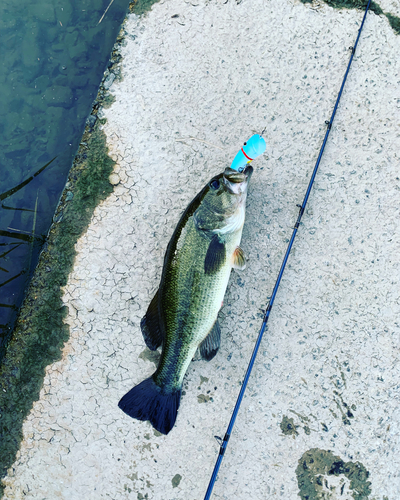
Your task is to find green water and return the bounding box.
[0,0,130,353]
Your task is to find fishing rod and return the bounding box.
[204,1,372,498]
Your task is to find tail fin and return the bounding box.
[118,377,181,435]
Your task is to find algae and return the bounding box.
[171,474,182,488]
[280,415,300,437]
[129,0,161,16]
[333,390,355,425]
[0,121,115,496]
[197,394,212,403]
[296,448,372,500]
[386,13,400,35]
[139,348,161,367]
[299,0,400,36]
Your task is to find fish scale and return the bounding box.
[156,218,243,390]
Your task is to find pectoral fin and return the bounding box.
[196,320,221,361]
[204,235,226,275]
[232,246,246,270]
[140,290,163,351]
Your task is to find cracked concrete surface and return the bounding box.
[2,0,400,498]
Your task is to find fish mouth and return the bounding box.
[243,164,253,180]
[223,165,253,194]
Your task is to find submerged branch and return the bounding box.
[0,229,43,243]
[0,156,56,202]
[0,244,22,260]
[0,270,25,288]
[1,204,36,212]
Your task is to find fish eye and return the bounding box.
[243,142,247,145]
[210,179,220,190]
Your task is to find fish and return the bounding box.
[118,165,253,434]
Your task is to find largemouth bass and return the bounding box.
[118,165,253,434]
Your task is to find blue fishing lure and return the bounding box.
[230,134,266,172]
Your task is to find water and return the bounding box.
[0,0,130,352]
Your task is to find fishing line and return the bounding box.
[204,1,371,498]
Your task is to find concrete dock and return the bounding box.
[2,0,400,498]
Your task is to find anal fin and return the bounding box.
[140,290,163,351]
[196,320,221,361]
